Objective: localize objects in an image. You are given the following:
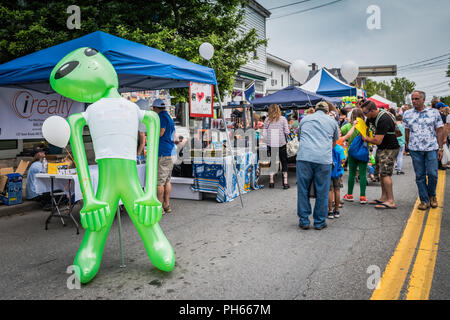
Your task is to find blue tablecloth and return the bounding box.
[191,152,262,203]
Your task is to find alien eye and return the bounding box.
[84,48,98,56]
[54,61,79,79]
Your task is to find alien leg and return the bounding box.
[73,165,120,284]
[120,164,175,272]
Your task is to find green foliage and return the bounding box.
[0,0,266,99]
[440,95,450,106]
[364,77,415,106]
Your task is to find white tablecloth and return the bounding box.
[35,164,146,202]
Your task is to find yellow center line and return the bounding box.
[370,196,425,300]
[406,169,446,300]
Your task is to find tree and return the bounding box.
[440,95,450,106]
[388,77,416,106]
[364,77,415,106]
[0,0,266,100]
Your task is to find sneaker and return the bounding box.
[430,196,438,208]
[343,194,354,202]
[163,206,172,214]
[418,202,429,210]
[299,223,310,230]
[327,211,335,219]
[360,196,368,204]
[333,210,340,218]
[397,170,405,175]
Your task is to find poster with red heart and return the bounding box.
[189,81,214,118]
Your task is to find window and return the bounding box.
[0,140,18,151]
[281,74,284,87]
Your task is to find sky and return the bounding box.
[257,0,450,103]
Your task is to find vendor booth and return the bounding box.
[300,68,357,97]
[369,94,397,109]
[250,85,342,111]
[0,31,260,203]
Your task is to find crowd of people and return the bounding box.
[23,90,449,227]
[261,90,449,230]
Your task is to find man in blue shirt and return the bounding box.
[152,99,176,214]
[296,101,339,230]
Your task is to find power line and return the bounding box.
[420,81,450,89]
[397,53,450,69]
[267,0,315,10]
[398,63,449,73]
[398,58,450,71]
[269,0,346,20]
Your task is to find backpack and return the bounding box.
[348,135,369,162]
[375,110,402,137]
[331,148,342,179]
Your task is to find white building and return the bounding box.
[225,0,271,104]
[265,53,293,95]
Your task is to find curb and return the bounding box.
[0,200,42,218]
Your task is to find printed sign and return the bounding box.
[0,87,84,139]
[189,82,213,118]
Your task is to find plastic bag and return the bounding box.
[442,144,450,165]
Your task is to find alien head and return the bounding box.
[50,47,118,103]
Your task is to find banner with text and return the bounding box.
[0,87,84,140]
[189,82,214,118]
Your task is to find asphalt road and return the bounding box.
[0,156,448,300]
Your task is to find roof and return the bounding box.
[300,68,357,97]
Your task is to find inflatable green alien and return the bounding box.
[50,47,175,283]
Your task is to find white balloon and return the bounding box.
[199,42,214,60]
[289,60,309,84]
[341,60,359,83]
[42,116,71,148]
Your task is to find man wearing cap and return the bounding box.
[152,99,176,214]
[26,145,46,202]
[296,101,339,230]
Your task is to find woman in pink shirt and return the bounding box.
[263,104,290,189]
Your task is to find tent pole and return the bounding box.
[209,67,244,208]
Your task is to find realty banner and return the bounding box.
[0,87,84,140]
[189,82,214,118]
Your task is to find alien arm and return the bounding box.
[67,113,96,203]
[141,110,160,199]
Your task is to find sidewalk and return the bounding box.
[0,200,41,218]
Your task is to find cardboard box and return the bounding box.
[0,160,30,193]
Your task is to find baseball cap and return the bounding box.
[152,99,166,108]
[32,145,47,156]
[315,101,329,113]
[436,102,448,109]
[135,98,150,110]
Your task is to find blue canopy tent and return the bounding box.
[251,85,342,111]
[299,68,356,97]
[0,31,216,93]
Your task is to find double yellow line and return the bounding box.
[371,170,446,300]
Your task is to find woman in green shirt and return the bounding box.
[341,109,370,204]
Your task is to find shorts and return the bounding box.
[330,177,342,191]
[375,148,399,177]
[157,156,174,186]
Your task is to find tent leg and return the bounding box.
[211,72,244,209]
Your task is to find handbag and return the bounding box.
[348,135,369,162]
[285,132,299,158]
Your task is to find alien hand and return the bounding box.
[133,197,162,226]
[80,200,110,232]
